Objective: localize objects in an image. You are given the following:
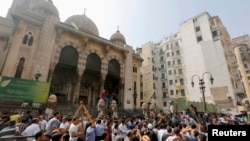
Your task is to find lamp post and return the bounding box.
[191,72,214,113]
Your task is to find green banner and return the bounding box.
[0,76,50,104]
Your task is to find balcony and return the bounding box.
[230,74,241,81]
[172,54,181,59]
[161,86,168,91]
[159,68,166,71]
[162,95,170,99]
[174,73,184,78]
[224,47,234,57]
[159,51,165,55]
[171,46,180,51]
[229,61,238,69]
[153,77,158,80]
[172,63,182,68]
[174,83,185,89]
[161,77,168,81]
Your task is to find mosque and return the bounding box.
[0,0,143,110]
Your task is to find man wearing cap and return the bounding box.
[146,123,158,141]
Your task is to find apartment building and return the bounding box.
[138,12,245,112]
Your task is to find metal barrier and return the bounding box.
[0,135,34,141]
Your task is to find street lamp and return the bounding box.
[191,72,214,113]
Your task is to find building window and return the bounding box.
[15,57,25,78]
[167,52,170,57]
[176,50,180,55]
[133,65,137,73]
[175,42,179,47]
[22,32,34,46]
[161,73,165,79]
[167,61,171,66]
[170,90,174,95]
[181,89,185,96]
[177,59,181,65]
[163,102,167,107]
[174,70,177,75]
[161,64,164,69]
[163,92,167,98]
[169,80,173,85]
[160,56,164,61]
[178,69,183,74]
[180,78,184,85]
[197,36,203,42]
[195,26,200,32]
[168,70,172,75]
[28,36,34,46]
[212,30,218,37]
[22,35,28,44]
[162,82,166,88]
[244,64,248,69]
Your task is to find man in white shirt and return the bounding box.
[39,115,47,132]
[157,124,167,141]
[118,119,128,140]
[69,117,80,141]
[59,117,69,133]
[21,118,41,141]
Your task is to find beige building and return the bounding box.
[138,12,245,112]
[0,0,143,109]
[232,35,250,108]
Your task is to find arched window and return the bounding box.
[28,36,34,46]
[22,35,28,44]
[22,32,34,46]
[133,64,137,73]
[15,57,25,78]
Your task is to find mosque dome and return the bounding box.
[64,14,99,36]
[31,0,59,17]
[110,29,126,45]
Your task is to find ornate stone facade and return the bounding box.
[0,0,142,109]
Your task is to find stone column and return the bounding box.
[100,57,108,91]
[73,76,82,104]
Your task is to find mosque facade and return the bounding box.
[0,0,143,110]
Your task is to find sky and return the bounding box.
[0,0,250,48]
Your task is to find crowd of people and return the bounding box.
[0,104,250,141]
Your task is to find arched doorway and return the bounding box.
[81,53,102,106]
[105,59,121,104]
[51,46,78,105]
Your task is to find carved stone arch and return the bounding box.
[52,41,81,70]
[85,49,99,56]
[107,55,122,65]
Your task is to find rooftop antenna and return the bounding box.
[117,26,120,32]
[84,8,87,15]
